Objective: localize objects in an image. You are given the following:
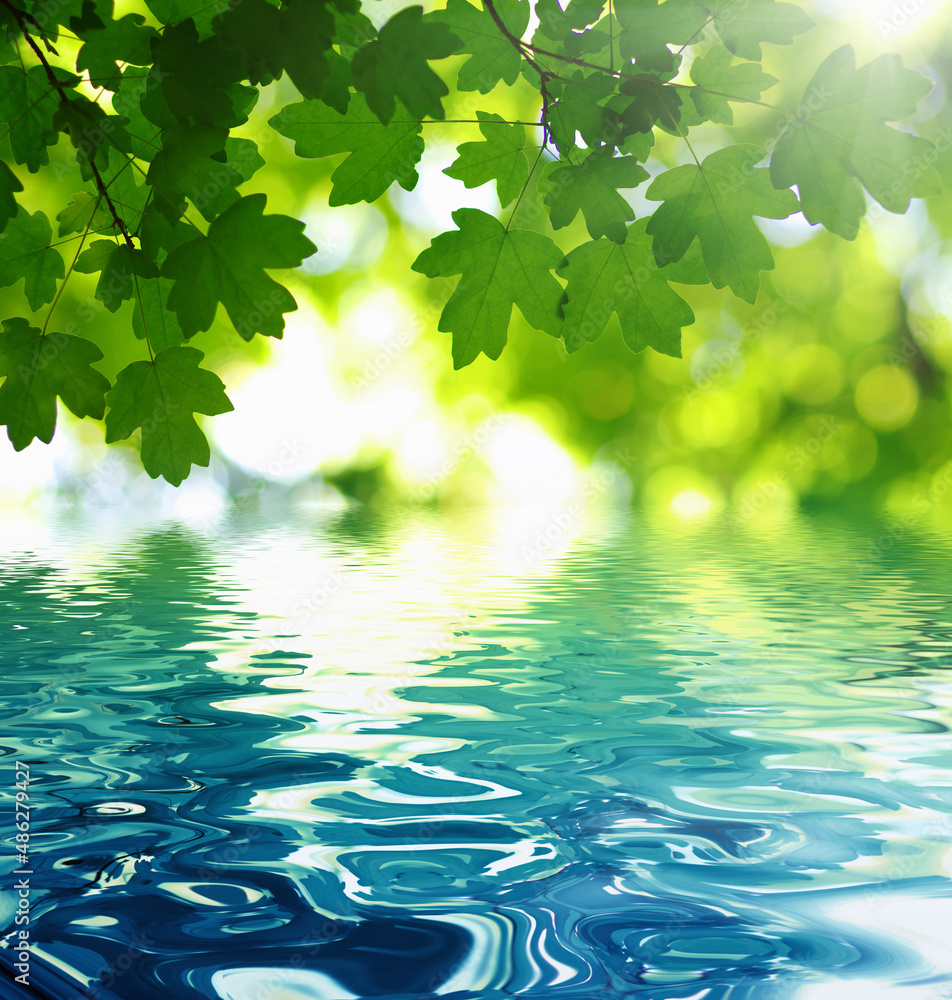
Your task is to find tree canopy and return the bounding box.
[0,0,942,484]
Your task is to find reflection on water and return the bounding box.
[1,503,951,1000]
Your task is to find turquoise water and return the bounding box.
[1,503,952,1000]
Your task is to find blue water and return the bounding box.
[1,503,952,1000]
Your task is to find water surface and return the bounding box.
[1,503,951,1000]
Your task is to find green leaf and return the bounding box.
[411,207,566,368]
[56,192,111,237]
[614,0,708,74]
[270,95,424,206]
[214,0,338,100]
[112,66,167,162]
[558,218,707,356]
[770,45,941,239]
[150,18,245,126]
[162,193,317,339]
[536,0,604,39]
[75,241,159,312]
[104,345,233,485]
[0,161,23,234]
[708,0,814,61]
[70,0,156,90]
[144,0,231,36]
[542,149,649,243]
[426,0,529,94]
[352,5,460,123]
[0,317,109,449]
[146,123,243,224]
[53,95,133,172]
[547,70,617,155]
[0,208,64,310]
[444,111,528,207]
[0,66,72,172]
[131,274,186,352]
[646,143,798,303]
[689,46,777,124]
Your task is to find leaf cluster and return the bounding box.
[0,0,941,482]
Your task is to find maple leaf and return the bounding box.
[150,18,245,126]
[614,0,709,74]
[0,162,23,233]
[70,0,156,90]
[546,70,617,155]
[0,317,109,449]
[770,45,942,239]
[689,46,778,125]
[145,123,245,224]
[0,66,76,172]
[411,208,566,368]
[162,193,317,339]
[131,275,185,352]
[706,0,814,60]
[542,149,649,243]
[352,5,460,123]
[56,192,110,237]
[444,112,529,207]
[646,143,799,302]
[270,95,424,206]
[74,240,159,312]
[558,218,708,356]
[0,208,64,310]
[213,0,341,101]
[426,0,529,94]
[104,345,233,485]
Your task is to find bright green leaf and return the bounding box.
[444,111,529,207]
[56,192,111,237]
[411,207,566,368]
[689,45,778,124]
[558,218,708,356]
[426,0,529,94]
[542,149,649,243]
[707,0,814,61]
[270,95,424,206]
[646,143,799,302]
[104,345,233,485]
[162,193,317,339]
[0,208,64,310]
[0,66,73,172]
[770,45,941,239]
[0,317,109,449]
[614,0,709,74]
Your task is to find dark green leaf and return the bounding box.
[0,161,23,233]
[56,192,111,237]
[0,208,64,310]
[0,317,109,449]
[104,345,233,485]
[162,193,317,339]
[132,274,186,351]
[0,65,74,172]
[411,207,566,368]
[75,240,158,312]
[352,5,460,123]
[70,0,156,89]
